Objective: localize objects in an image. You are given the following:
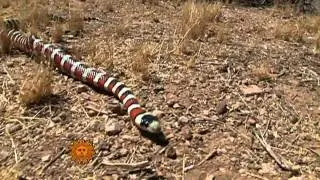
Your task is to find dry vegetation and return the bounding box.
[19,64,53,105]
[274,14,320,49]
[68,10,84,34]
[181,0,222,40]
[0,0,320,179]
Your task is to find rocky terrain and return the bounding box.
[0,0,319,179]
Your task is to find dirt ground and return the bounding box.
[0,0,320,179]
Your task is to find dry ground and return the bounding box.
[0,0,320,179]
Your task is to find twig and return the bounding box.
[196,149,218,167]
[40,148,67,174]
[245,172,269,180]
[183,149,218,173]
[182,154,186,180]
[306,148,320,157]
[262,118,271,138]
[5,128,19,164]
[101,160,150,169]
[253,130,298,173]
[85,105,109,115]
[90,151,102,167]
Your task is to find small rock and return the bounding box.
[189,80,196,87]
[205,174,215,180]
[165,146,177,159]
[5,124,22,134]
[258,163,277,175]
[6,61,14,67]
[41,154,51,162]
[0,150,10,161]
[102,175,113,180]
[182,129,193,140]
[179,116,189,123]
[197,128,209,135]
[122,135,139,142]
[173,103,181,109]
[105,122,122,136]
[166,93,178,107]
[247,117,257,125]
[77,85,89,93]
[119,149,128,156]
[154,85,164,93]
[203,109,210,116]
[153,109,164,118]
[240,85,264,96]
[216,100,228,115]
[153,17,160,23]
[109,102,126,115]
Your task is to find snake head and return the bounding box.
[135,113,161,133]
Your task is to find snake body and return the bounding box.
[1,19,161,134]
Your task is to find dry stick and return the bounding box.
[5,128,19,164]
[306,148,320,157]
[90,151,102,167]
[101,160,149,169]
[182,154,186,180]
[253,130,298,172]
[2,65,15,83]
[40,148,67,174]
[196,149,218,167]
[183,149,218,173]
[245,172,269,180]
[85,105,109,115]
[262,118,271,138]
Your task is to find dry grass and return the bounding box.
[0,168,21,180]
[19,64,53,105]
[86,40,114,70]
[50,24,64,43]
[0,30,11,55]
[274,21,304,42]
[181,0,222,40]
[131,42,156,77]
[251,61,273,82]
[68,10,84,34]
[274,16,320,43]
[20,3,50,31]
[299,16,320,34]
[313,31,320,53]
[115,21,129,37]
[102,1,114,12]
[0,0,10,9]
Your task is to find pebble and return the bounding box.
[154,85,164,93]
[153,109,164,118]
[247,117,257,126]
[41,154,51,162]
[216,100,228,115]
[173,103,181,109]
[119,149,128,156]
[179,116,189,123]
[182,129,193,141]
[203,109,210,116]
[105,123,122,136]
[165,146,177,159]
[5,123,22,134]
[0,150,10,161]
[166,93,178,107]
[122,135,139,142]
[76,85,89,93]
[240,85,264,96]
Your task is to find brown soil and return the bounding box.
[0,0,320,179]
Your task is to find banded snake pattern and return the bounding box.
[0,19,162,134]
